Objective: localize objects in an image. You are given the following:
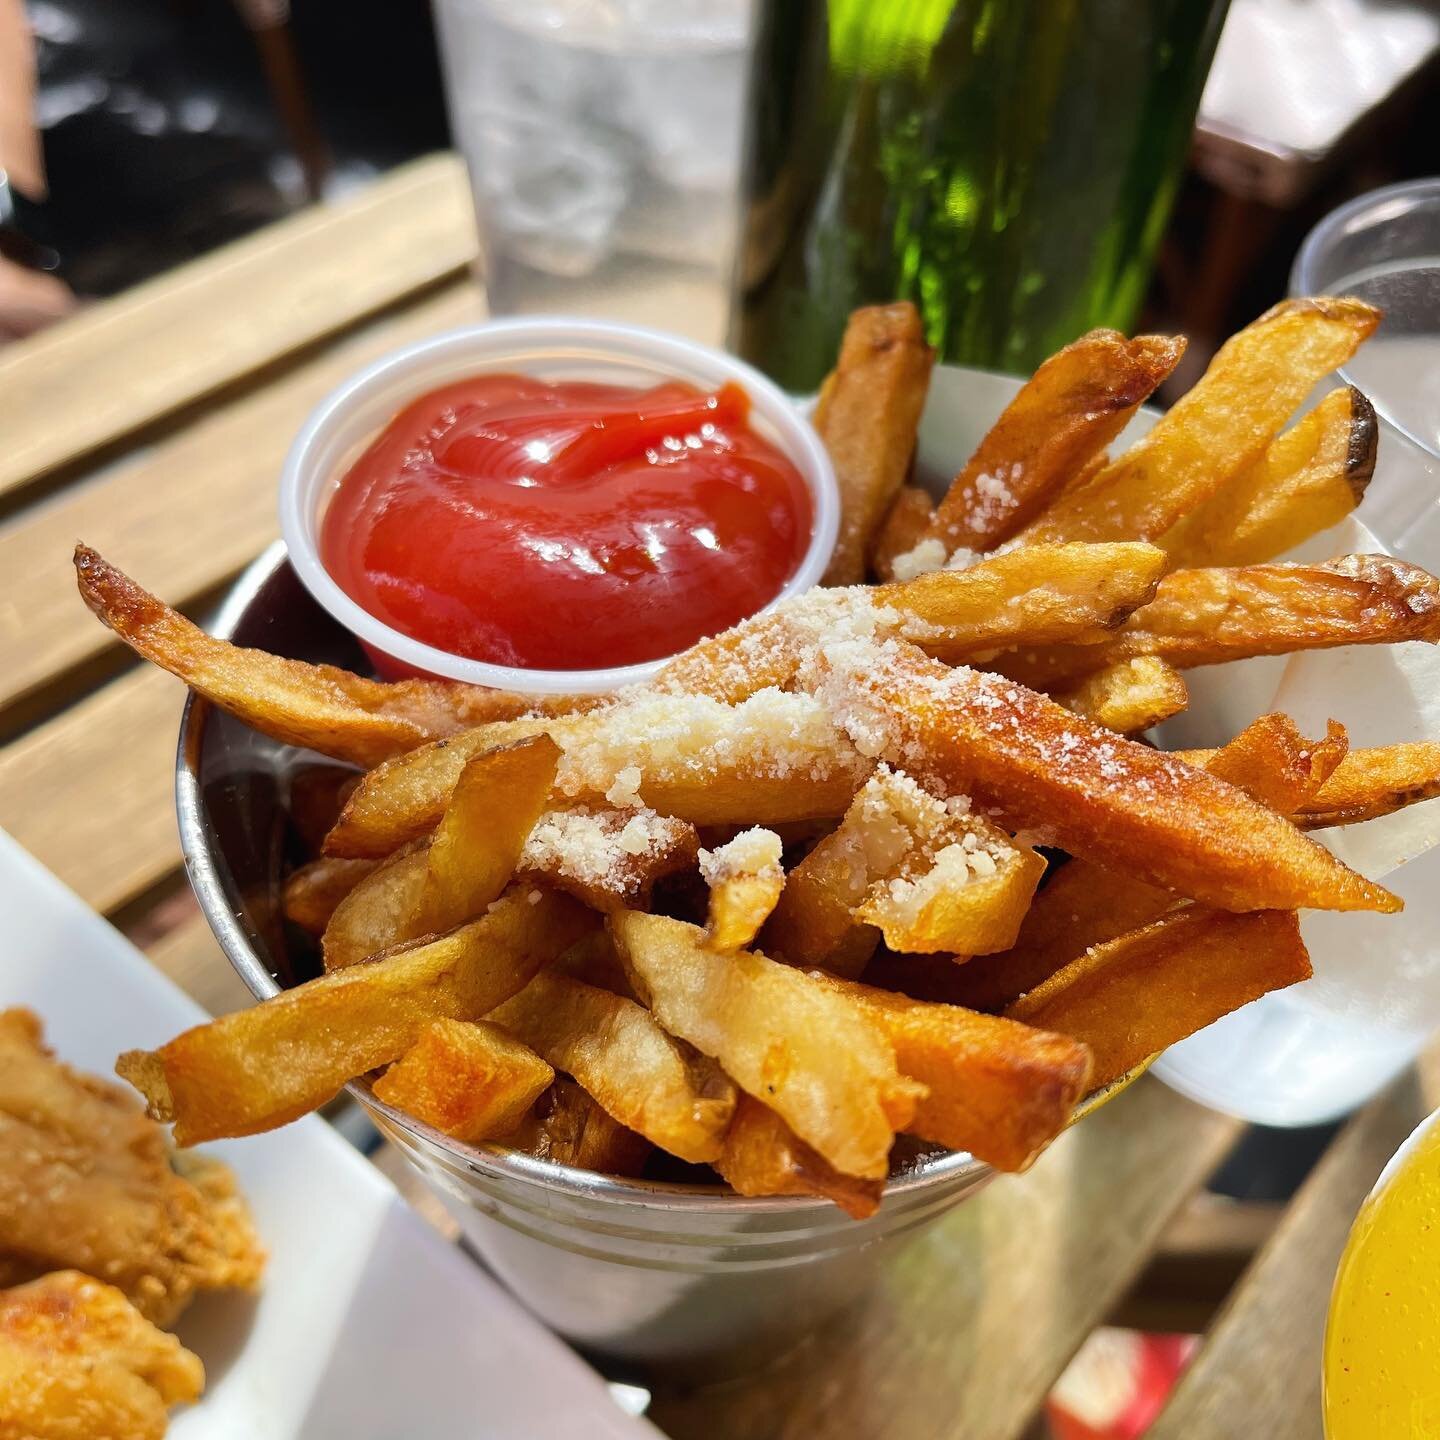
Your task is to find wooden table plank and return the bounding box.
[0,666,184,913]
[0,153,476,501]
[1146,1075,1427,1440]
[649,1078,1243,1440]
[0,283,485,729]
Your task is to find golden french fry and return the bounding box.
[1015,298,1380,545]
[927,329,1184,552]
[951,714,1353,1013]
[502,1077,652,1176]
[325,692,869,858]
[414,736,559,935]
[814,635,1398,914]
[655,542,1165,708]
[871,485,936,580]
[1006,907,1312,1088]
[489,969,736,1164]
[519,807,699,912]
[817,302,935,584]
[814,975,1092,1172]
[322,842,428,971]
[609,910,922,1179]
[1159,385,1377,566]
[117,890,589,1144]
[1004,555,1440,689]
[1296,741,1440,828]
[73,545,538,767]
[282,856,377,935]
[1052,656,1189,734]
[372,1019,553,1144]
[699,828,785,951]
[760,822,879,980]
[715,1095,883,1219]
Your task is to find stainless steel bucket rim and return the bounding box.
[176,540,993,1215]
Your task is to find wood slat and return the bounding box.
[0,666,184,913]
[0,153,476,500]
[1146,1074,1427,1440]
[0,282,485,727]
[650,1078,1242,1440]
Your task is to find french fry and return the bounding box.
[610,910,922,1179]
[282,856,377,935]
[699,828,785,951]
[73,545,538,767]
[655,542,1166,707]
[1158,386,1377,567]
[371,1019,553,1144]
[1006,907,1312,1088]
[814,975,1093,1172]
[927,329,1184,551]
[1052,656,1189,734]
[502,1077,652,1176]
[760,821,880,980]
[489,969,736,1164]
[117,890,589,1144]
[322,843,428,971]
[1003,555,1440,689]
[1175,739,1440,830]
[950,714,1353,1012]
[817,302,935,584]
[871,485,936,580]
[813,635,1398,914]
[1014,298,1380,545]
[413,737,559,936]
[715,1096,883,1219]
[325,692,869,858]
[519,807,699,912]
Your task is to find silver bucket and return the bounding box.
[176,543,999,1378]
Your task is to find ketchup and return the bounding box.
[320,374,813,671]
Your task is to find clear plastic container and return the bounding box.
[277,316,839,696]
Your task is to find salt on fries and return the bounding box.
[88,295,1440,1214]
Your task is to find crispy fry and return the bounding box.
[501,1077,652,1176]
[322,842,428,971]
[928,329,1184,551]
[1052,656,1190,734]
[489,969,736,1164]
[610,910,921,1179]
[1159,385,1377,566]
[655,543,1166,708]
[814,975,1092,1172]
[761,821,880,980]
[414,736,559,935]
[1175,739,1440,830]
[1004,555,1440,689]
[519,807,699,912]
[951,714,1354,1012]
[325,692,869,858]
[118,890,588,1144]
[371,1019,553,1144]
[699,828,785,951]
[1006,908,1312,1087]
[817,302,935,584]
[73,545,538,767]
[715,1096,882,1219]
[871,485,936,580]
[282,856,377,935]
[1014,298,1380,545]
[813,636,1398,914]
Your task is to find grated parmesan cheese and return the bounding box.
[698,826,783,885]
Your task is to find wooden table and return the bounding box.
[0,153,1429,1440]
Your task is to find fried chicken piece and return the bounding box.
[0,1270,204,1439]
[0,1009,264,1326]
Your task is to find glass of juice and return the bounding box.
[729,0,1231,391]
[1324,1106,1440,1437]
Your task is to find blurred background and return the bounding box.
[2,2,1438,1435]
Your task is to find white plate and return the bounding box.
[0,827,660,1440]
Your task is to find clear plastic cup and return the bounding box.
[277,316,839,696]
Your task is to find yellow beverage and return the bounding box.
[1324,1109,1440,1437]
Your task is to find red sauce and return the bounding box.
[320,374,813,671]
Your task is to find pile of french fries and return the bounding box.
[79,296,1440,1220]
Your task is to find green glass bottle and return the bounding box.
[731,0,1229,390]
